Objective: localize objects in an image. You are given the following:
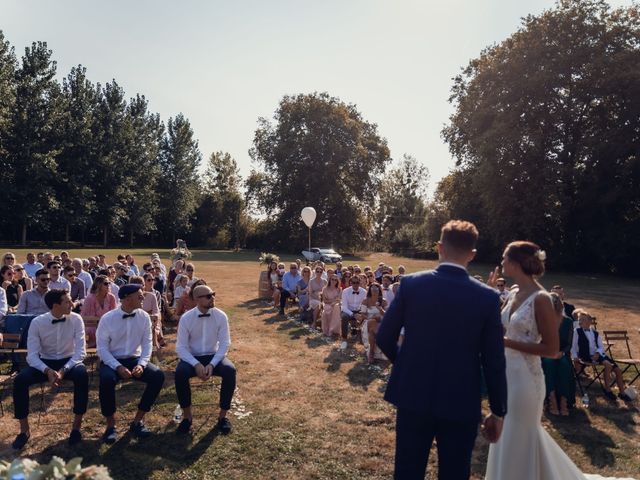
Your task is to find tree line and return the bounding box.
[0,32,431,253]
[2,0,638,275]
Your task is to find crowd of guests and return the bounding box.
[264,258,633,408]
[265,259,404,364]
[0,251,236,450]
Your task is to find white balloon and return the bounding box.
[301,207,317,228]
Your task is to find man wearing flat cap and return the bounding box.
[96,283,165,444]
[174,284,236,435]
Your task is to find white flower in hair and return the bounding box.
[536,250,547,262]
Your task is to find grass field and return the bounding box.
[0,248,639,479]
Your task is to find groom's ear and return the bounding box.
[468,249,477,263]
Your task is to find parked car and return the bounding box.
[301,248,342,264]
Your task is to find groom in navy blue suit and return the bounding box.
[377,220,507,480]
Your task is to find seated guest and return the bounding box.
[113,262,129,287]
[97,254,107,269]
[0,286,7,332]
[96,284,165,443]
[11,289,88,449]
[374,263,385,283]
[17,269,51,315]
[571,311,631,402]
[381,274,395,306]
[130,275,163,349]
[151,253,166,275]
[81,275,117,348]
[296,266,311,322]
[63,266,85,312]
[495,277,510,304]
[168,259,185,294]
[60,251,69,264]
[267,261,281,307]
[173,274,189,307]
[2,265,23,313]
[125,255,139,276]
[22,252,43,280]
[551,285,575,319]
[321,275,342,338]
[184,263,198,287]
[88,257,100,277]
[541,292,576,415]
[395,265,406,283]
[14,265,32,292]
[151,261,166,293]
[103,266,121,300]
[361,283,387,364]
[42,252,54,267]
[339,277,367,350]
[82,259,96,281]
[175,279,207,320]
[308,266,327,326]
[335,262,343,279]
[3,252,17,267]
[174,285,235,435]
[340,269,352,289]
[279,263,300,315]
[48,261,71,291]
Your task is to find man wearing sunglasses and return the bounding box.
[17,269,51,315]
[48,261,71,291]
[174,284,235,435]
[63,265,85,313]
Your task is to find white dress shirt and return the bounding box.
[96,307,152,369]
[571,327,606,359]
[341,287,367,315]
[382,286,395,306]
[176,306,231,368]
[0,288,7,323]
[109,282,120,304]
[49,276,71,291]
[22,261,44,279]
[26,312,86,373]
[78,271,94,293]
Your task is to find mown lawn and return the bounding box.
[0,249,638,479]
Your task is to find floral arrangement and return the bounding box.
[170,239,192,263]
[258,252,280,266]
[0,457,112,479]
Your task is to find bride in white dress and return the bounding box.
[485,241,635,480]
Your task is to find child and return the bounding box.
[173,274,189,307]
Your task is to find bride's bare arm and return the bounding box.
[504,293,559,358]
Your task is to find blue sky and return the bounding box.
[1,0,632,191]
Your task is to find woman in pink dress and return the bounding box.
[81,275,117,347]
[321,274,342,338]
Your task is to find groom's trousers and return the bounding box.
[395,408,478,480]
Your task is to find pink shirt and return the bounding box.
[142,291,159,316]
[81,292,117,318]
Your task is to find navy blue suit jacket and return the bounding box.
[376,264,507,422]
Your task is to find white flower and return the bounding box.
[536,250,547,262]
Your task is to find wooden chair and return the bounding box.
[603,330,640,386]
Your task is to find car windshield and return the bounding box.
[319,249,337,254]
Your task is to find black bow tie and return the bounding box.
[52,317,66,324]
[122,313,136,319]
[352,291,360,295]
[198,313,211,318]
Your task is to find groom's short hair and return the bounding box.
[440,220,479,252]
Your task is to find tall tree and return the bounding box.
[442,0,640,272]
[157,113,202,244]
[7,41,63,244]
[248,92,391,251]
[92,80,135,246]
[0,31,17,235]
[376,154,430,251]
[194,151,246,249]
[122,94,163,247]
[57,65,98,244]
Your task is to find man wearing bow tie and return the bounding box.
[96,284,165,444]
[11,289,88,450]
[174,284,235,435]
[339,277,367,350]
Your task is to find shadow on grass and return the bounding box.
[549,408,618,467]
[238,298,271,311]
[37,419,221,480]
[583,400,638,435]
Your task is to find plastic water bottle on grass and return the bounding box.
[173,405,183,423]
[582,393,590,409]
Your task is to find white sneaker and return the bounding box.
[339,341,348,350]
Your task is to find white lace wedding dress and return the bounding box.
[485,290,635,480]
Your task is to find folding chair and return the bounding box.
[603,330,640,387]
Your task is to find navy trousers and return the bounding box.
[174,355,236,411]
[98,358,165,417]
[13,358,89,420]
[394,408,478,480]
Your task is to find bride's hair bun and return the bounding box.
[506,241,545,277]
